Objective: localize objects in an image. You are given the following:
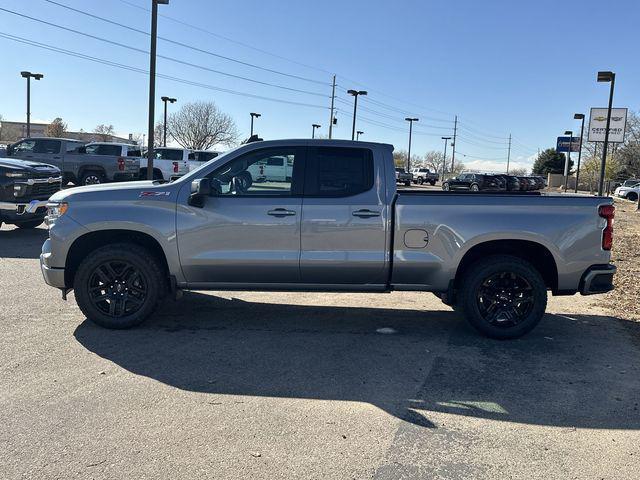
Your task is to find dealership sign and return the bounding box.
[556,136,581,153]
[588,107,627,143]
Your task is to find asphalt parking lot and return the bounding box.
[1,223,640,480]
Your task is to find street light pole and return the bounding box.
[356,130,363,141]
[441,136,452,181]
[20,71,44,138]
[312,123,321,138]
[347,89,367,140]
[405,117,418,171]
[160,96,176,147]
[250,112,261,137]
[597,71,616,196]
[147,0,169,180]
[574,113,585,193]
[563,130,573,192]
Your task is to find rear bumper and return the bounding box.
[580,264,616,295]
[0,199,49,215]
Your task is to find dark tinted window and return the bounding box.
[307,147,374,197]
[155,148,183,161]
[33,139,61,154]
[197,151,219,162]
[127,148,141,157]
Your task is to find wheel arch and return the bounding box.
[64,229,170,288]
[454,239,559,293]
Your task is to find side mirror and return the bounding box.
[188,178,211,207]
[77,146,87,154]
[6,143,14,156]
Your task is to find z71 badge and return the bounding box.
[139,191,171,197]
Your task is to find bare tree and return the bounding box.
[509,167,528,176]
[94,124,115,141]
[45,117,67,137]
[167,101,238,150]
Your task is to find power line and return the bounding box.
[0,7,329,98]
[0,31,329,110]
[42,0,330,87]
[114,0,336,77]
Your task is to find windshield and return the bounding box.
[172,144,245,182]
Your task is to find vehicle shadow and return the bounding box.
[0,225,47,258]
[74,292,640,430]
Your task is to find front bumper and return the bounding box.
[580,264,616,295]
[40,238,67,288]
[0,199,49,215]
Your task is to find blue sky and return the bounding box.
[0,0,638,171]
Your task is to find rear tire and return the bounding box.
[458,255,547,339]
[442,182,450,191]
[73,243,165,329]
[470,183,480,192]
[429,180,436,186]
[80,171,105,185]
[628,192,638,201]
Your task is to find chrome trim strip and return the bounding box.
[0,199,49,214]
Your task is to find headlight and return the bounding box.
[45,202,69,227]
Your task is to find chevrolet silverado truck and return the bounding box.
[0,157,61,229]
[40,139,616,339]
[6,137,139,185]
[141,147,190,181]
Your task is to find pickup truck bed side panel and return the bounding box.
[392,193,611,291]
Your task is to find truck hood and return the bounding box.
[0,157,60,173]
[49,180,177,202]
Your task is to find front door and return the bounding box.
[177,146,305,284]
[300,146,389,285]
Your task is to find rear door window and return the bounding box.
[33,139,61,154]
[305,147,374,197]
[155,149,183,161]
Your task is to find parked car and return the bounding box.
[494,174,521,191]
[141,147,190,181]
[411,167,439,185]
[614,183,640,201]
[517,176,532,191]
[442,173,505,191]
[247,154,293,182]
[395,168,413,186]
[188,150,221,171]
[530,176,546,190]
[0,157,61,229]
[5,137,139,185]
[41,139,616,340]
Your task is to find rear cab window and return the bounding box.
[305,146,374,197]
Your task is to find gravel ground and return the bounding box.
[601,198,640,321]
[1,221,639,480]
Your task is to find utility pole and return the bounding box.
[161,96,176,147]
[347,89,367,140]
[441,136,452,181]
[574,113,585,193]
[405,117,418,172]
[451,115,458,173]
[250,112,261,136]
[596,71,615,196]
[147,0,169,180]
[506,134,512,174]
[20,71,44,138]
[328,75,336,139]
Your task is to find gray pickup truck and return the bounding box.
[40,139,616,339]
[6,137,139,185]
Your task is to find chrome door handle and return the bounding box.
[352,209,381,218]
[267,208,296,217]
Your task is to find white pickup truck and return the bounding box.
[141,147,190,181]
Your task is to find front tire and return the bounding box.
[442,182,450,191]
[628,192,638,201]
[470,183,480,192]
[73,243,165,329]
[458,255,547,339]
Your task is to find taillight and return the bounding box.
[173,161,179,173]
[599,204,615,250]
[117,157,125,171]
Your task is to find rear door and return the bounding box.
[177,146,306,284]
[300,146,388,285]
